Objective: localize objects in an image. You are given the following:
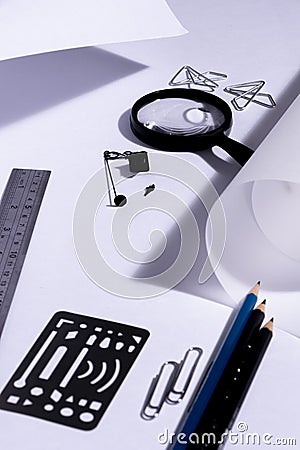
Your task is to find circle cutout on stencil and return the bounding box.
[80,412,94,423]
[60,407,74,417]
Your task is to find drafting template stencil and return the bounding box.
[0,311,150,430]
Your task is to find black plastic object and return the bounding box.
[130,88,254,166]
[0,311,149,430]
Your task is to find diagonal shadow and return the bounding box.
[118,108,239,305]
[0,46,147,127]
[131,167,238,307]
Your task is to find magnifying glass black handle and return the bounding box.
[217,134,254,166]
[130,88,255,166]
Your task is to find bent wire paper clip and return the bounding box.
[141,347,203,420]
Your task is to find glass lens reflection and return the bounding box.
[137,98,225,136]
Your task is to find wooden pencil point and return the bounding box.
[250,282,260,297]
[264,318,274,332]
[255,301,266,314]
[261,299,266,305]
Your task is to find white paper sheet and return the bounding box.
[0,0,186,61]
[0,291,231,450]
[208,95,300,337]
[0,0,299,446]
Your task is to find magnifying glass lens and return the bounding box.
[137,98,226,136]
[130,88,254,166]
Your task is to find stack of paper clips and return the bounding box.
[141,347,203,420]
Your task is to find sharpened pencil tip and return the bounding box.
[264,318,274,332]
[257,281,261,285]
[250,282,261,297]
[262,299,266,305]
[256,300,266,313]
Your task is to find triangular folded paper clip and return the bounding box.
[169,65,218,90]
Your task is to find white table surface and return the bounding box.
[0,1,299,449]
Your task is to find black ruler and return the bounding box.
[0,168,51,337]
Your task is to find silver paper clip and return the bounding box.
[201,71,228,82]
[166,347,203,405]
[141,347,203,420]
[224,80,276,111]
[141,361,179,420]
[169,66,227,91]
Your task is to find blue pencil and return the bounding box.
[172,282,260,450]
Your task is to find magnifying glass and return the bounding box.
[130,88,254,166]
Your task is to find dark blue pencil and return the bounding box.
[185,301,267,449]
[172,282,260,450]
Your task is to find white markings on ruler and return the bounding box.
[0,169,50,337]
